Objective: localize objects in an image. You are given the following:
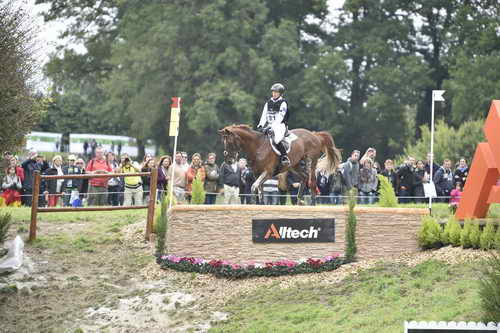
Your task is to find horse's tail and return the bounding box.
[314,131,342,175]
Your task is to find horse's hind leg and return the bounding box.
[310,158,318,206]
[251,171,268,204]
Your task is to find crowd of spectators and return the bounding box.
[0,146,469,208]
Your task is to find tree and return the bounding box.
[0,2,42,153]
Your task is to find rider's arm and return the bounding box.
[258,103,268,128]
[272,101,287,125]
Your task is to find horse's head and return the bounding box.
[218,126,242,161]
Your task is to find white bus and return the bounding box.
[25,132,62,153]
[69,133,155,157]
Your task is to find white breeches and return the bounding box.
[271,123,286,144]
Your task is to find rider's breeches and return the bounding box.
[271,123,286,144]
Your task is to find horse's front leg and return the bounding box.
[251,171,268,204]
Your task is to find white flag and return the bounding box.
[433,90,446,102]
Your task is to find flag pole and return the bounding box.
[168,97,181,209]
[429,90,445,215]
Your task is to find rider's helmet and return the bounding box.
[270,83,285,94]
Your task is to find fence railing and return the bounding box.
[29,168,158,242]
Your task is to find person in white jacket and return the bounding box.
[257,83,290,165]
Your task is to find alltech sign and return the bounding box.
[252,219,335,243]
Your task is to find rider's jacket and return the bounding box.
[258,96,289,128]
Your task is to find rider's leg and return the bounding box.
[273,124,289,164]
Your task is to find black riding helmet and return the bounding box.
[270,83,285,94]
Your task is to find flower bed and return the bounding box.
[157,254,345,279]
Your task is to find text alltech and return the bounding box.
[264,224,320,240]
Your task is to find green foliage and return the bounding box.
[448,218,463,247]
[155,194,174,255]
[440,217,453,245]
[417,216,442,249]
[0,213,12,245]
[495,225,500,249]
[0,3,42,154]
[469,220,481,249]
[345,188,357,262]
[190,173,206,205]
[461,220,473,249]
[377,175,398,207]
[480,221,497,250]
[479,249,500,322]
[404,120,484,164]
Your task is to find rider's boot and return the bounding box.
[277,142,290,166]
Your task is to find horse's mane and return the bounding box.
[226,124,254,131]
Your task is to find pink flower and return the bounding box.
[231,264,241,270]
[193,258,204,265]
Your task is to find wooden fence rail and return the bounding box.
[29,168,158,242]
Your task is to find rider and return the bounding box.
[257,83,290,166]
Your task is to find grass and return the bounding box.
[210,260,483,333]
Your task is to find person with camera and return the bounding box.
[119,155,143,206]
[396,156,416,203]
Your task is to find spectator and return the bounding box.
[117,142,122,156]
[203,153,219,205]
[220,155,240,204]
[316,168,332,204]
[90,139,97,158]
[1,166,22,206]
[287,170,302,205]
[277,172,288,205]
[434,159,454,203]
[181,152,189,172]
[185,153,206,203]
[21,151,48,206]
[61,154,83,207]
[106,152,121,206]
[381,159,397,194]
[342,150,360,192]
[1,151,13,178]
[83,141,89,158]
[360,147,377,168]
[120,156,143,206]
[141,157,157,203]
[118,154,130,205]
[43,155,65,207]
[6,156,24,186]
[396,157,416,204]
[425,152,440,177]
[413,160,427,203]
[262,176,279,205]
[239,158,253,204]
[86,147,112,206]
[330,166,345,205]
[157,155,172,202]
[454,158,469,187]
[358,158,378,204]
[75,158,88,204]
[168,152,187,203]
[449,182,463,213]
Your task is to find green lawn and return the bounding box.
[210,260,484,333]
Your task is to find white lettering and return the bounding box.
[300,229,309,238]
[309,226,319,238]
[274,225,321,239]
[291,230,299,238]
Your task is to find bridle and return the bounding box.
[221,131,241,160]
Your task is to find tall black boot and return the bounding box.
[277,142,290,166]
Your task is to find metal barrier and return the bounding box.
[29,168,158,242]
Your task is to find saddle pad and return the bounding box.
[270,133,298,156]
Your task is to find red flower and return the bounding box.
[208,259,223,268]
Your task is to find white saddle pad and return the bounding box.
[270,133,298,156]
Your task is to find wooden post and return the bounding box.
[29,171,41,242]
[145,167,158,241]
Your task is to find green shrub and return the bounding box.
[479,249,500,322]
[377,175,397,207]
[461,219,473,248]
[191,173,206,204]
[0,213,12,244]
[440,216,455,245]
[345,188,357,262]
[480,221,497,250]
[469,220,481,249]
[448,218,462,247]
[495,224,500,249]
[155,194,173,255]
[417,216,442,249]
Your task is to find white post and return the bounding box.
[429,90,445,213]
[168,97,181,209]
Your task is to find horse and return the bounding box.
[218,125,342,205]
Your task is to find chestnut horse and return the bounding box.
[218,125,342,204]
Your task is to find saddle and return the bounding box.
[269,131,298,156]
